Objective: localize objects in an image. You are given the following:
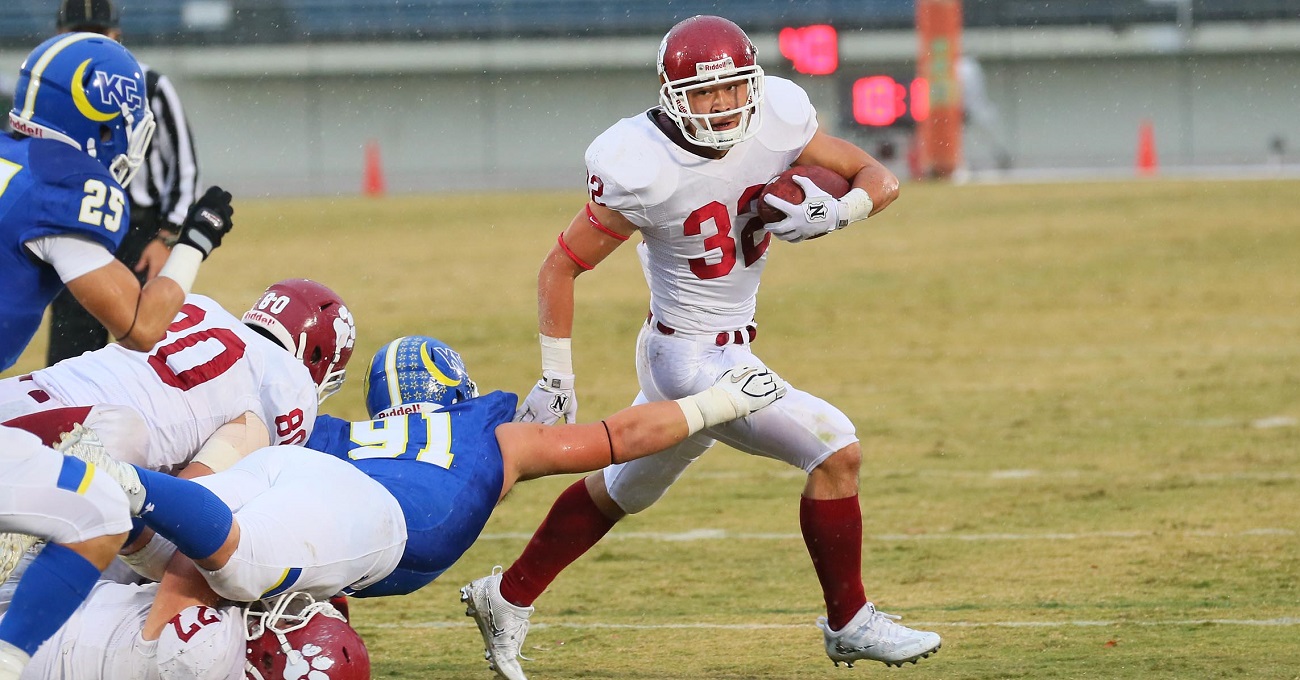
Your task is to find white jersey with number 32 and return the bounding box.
[30,294,317,471]
[585,76,818,334]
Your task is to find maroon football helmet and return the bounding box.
[244,593,370,680]
[656,15,765,149]
[241,279,356,403]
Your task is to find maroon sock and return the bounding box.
[499,478,618,607]
[800,495,869,631]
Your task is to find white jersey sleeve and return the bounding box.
[24,234,116,283]
[584,112,682,229]
[753,76,819,155]
[585,76,820,334]
[156,604,246,680]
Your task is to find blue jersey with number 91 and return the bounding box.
[0,135,128,370]
[305,389,517,597]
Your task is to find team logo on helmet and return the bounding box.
[420,343,467,388]
[72,59,142,122]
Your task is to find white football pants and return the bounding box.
[0,426,132,543]
[604,323,858,514]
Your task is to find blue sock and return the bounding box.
[0,543,99,656]
[136,468,233,560]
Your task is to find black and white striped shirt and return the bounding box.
[130,64,200,232]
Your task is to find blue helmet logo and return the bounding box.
[364,336,478,418]
[8,33,155,187]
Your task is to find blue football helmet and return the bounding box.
[364,336,478,417]
[8,33,155,187]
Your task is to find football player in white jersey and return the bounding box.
[485,15,939,677]
[0,278,356,477]
[0,426,131,678]
[3,581,367,680]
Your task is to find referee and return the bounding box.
[46,0,202,365]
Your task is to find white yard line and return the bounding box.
[370,617,1300,631]
[478,527,1295,542]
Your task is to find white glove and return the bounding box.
[514,370,578,424]
[762,175,845,243]
[676,365,787,435]
[713,365,787,417]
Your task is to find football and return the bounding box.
[757,165,851,224]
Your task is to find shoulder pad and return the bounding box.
[27,139,117,187]
[755,77,819,153]
[585,114,680,220]
[24,140,126,252]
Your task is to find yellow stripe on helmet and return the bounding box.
[21,32,97,119]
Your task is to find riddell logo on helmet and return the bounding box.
[9,117,44,138]
[695,57,736,77]
[374,403,426,419]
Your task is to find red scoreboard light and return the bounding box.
[850,75,929,127]
[779,25,838,75]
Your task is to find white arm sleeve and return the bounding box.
[24,235,116,283]
[191,411,269,473]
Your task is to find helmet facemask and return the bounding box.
[658,64,765,150]
[244,592,352,680]
[108,104,155,188]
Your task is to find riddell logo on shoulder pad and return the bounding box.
[695,57,736,77]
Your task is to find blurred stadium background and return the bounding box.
[4,0,1299,195]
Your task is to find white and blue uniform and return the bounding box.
[0,135,127,370]
[305,391,514,597]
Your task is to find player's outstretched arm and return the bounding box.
[498,366,787,497]
[66,186,235,351]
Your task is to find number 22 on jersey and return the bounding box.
[345,412,455,470]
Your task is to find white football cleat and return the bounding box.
[56,424,145,515]
[818,603,941,668]
[461,567,534,680]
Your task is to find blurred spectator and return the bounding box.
[47,0,202,365]
[957,55,1013,171]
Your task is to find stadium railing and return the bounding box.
[1,0,1297,48]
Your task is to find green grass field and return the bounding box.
[5,179,1299,679]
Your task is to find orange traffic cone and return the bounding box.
[363,140,386,196]
[1136,120,1158,176]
